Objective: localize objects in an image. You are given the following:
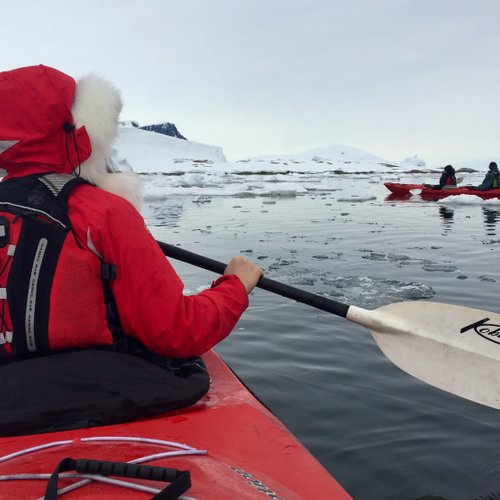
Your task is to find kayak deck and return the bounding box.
[0,350,351,499]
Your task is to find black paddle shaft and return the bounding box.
[157,241,350,318]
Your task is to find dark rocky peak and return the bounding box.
[140,122,187,140]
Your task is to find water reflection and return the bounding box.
[482,207,499,236]
[439,206,454,234]
[384,193,412,202]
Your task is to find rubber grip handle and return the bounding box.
[75,458,180,481]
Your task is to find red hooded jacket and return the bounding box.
[0,65,248,358]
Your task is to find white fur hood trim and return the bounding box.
[71,74,142,209]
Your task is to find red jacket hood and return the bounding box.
[0,65,92,174]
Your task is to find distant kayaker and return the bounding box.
[472,162,499,191]
[424,164,457,190]
[0,65,264,360]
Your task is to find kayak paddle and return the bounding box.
[157,240,500,411]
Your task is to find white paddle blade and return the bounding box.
[347,301,500,410]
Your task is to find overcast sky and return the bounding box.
[2,0,499,167]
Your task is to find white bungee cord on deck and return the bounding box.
[0,435,206,499]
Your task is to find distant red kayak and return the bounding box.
[384,182,424,196]
[0,350,351,499]
[384,182,500,200]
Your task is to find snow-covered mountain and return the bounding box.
[112,124,431,175]
[249,144,391,164]
[400,155,426,168]
[112,125,226,173]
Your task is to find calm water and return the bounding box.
[145,174,500,500]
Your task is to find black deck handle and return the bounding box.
[44,457,191,499]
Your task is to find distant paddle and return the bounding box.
[158,240,500,411]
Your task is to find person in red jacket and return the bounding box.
[423,164,457,190]
[0,64,263,359]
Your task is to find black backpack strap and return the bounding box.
[38,173,87,206]
[44,457,191,500]
[7,216,67,355]
[1,174,88,356]
[100,261,124,340]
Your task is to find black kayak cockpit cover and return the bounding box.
[0,349,210,437]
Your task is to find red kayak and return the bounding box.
[384,182,500,200]
[0,350,351,499]
[384,182,424,196]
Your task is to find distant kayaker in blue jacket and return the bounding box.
[424,164,457,190]
[473,162,499,191]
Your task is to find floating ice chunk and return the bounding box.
[422,263,458,272]
[484,198,500,206]
[266,190,297,197]
[337,196,377,202]
[175,174,206,188]
[192,195,212,204]
[437,194,488,205]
